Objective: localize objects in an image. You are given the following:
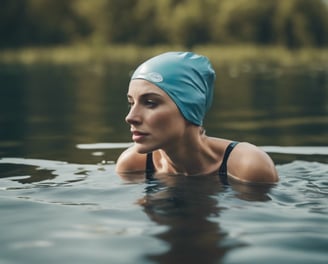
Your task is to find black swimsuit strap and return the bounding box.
[145,152,155,180]
[218,141,239,185]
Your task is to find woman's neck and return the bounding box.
[157,133,219,176]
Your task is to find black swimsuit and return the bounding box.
[145,141,239,185]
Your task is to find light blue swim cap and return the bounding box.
[131,51,216,126]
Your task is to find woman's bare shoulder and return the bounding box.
[115,145,147,173]
[229,142,279,184]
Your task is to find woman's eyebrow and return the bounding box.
[127,93,163,99]
[141,93,163,99]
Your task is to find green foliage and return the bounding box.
[210,0,328,48]
[0,0,90,47]
[1,0,328,48]
[272,0,328,48]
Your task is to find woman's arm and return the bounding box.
[228,142,279,184]
[115,145,147,174]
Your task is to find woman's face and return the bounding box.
[126,79,189,154]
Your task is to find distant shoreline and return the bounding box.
[0,44,328,68]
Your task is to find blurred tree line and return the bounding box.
[1,0,328,49]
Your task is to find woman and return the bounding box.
[116,51,278,184]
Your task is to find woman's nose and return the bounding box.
[125,106,142,125]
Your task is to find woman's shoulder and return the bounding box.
[228,142,279,184]
[115,145,147,173]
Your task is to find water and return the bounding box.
[0,61,327,264]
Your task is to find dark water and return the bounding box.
[0,61,327,264]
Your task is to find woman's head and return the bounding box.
[130,52,216,126]
[126,79,191,153]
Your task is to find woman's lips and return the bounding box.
[131,130,149,142]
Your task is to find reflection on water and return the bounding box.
[141,175,230,263]
[0,63,327,164]
[0,62,327,263]
[0,63,131,163]
[140,174,273,264]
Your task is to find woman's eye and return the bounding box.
[145,100,157,108]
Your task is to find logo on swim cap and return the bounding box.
[147,72,163,83]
